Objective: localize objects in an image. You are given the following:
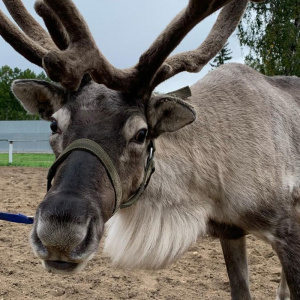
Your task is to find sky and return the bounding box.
[0,0,247,93]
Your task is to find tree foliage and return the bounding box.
[237,0,300,76]
[210,42,233,69]
[0,65,48,120]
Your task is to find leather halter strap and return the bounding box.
[47,138,123,214]
[120,141,155,209]
[47,138,155,214]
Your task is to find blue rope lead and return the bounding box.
[0,212,34,224]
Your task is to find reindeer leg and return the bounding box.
[220,236,252,300]
[272,215,300,300]
[276,269,290,300]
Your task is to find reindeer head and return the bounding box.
[0,0,249,273]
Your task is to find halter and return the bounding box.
[47,138,155,214]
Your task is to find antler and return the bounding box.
[34,0,69,50]
[0,0,249,96]
[0,1,47,66]
[150,0,249,91]
[40,0,247,94]
[2,0,55,50]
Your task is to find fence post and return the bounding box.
[9,141,13,164]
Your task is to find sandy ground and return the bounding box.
[0,167,282,300]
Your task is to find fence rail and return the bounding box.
[0,139,50,163]
[0,120,52,154]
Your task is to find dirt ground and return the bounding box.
[0,167,282,300]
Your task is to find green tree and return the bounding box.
[0,65,48,120]
[237,0,300,76]
[210,42,233,69]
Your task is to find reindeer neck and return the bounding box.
[104,128,213,270]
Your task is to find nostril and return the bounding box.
[72,220,94,254]
[30,228,48,259]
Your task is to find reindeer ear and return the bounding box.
[165,86,192,99]
[12,80,67,120]
[147,91,196,137]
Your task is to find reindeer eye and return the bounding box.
[50,119,59,134]
[133,129,147,144]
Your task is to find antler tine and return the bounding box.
[134,0,235,96]
[39,0,132,91]
[2,0,55,50]
[0,9,47,67]
[34,0,69,51]
[150,0,249,90]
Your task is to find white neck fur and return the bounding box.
[104,142,212,269]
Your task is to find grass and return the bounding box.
[0,153,55,167]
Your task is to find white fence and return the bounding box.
[0,121,53,155]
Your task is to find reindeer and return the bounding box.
[0,0,299,299]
